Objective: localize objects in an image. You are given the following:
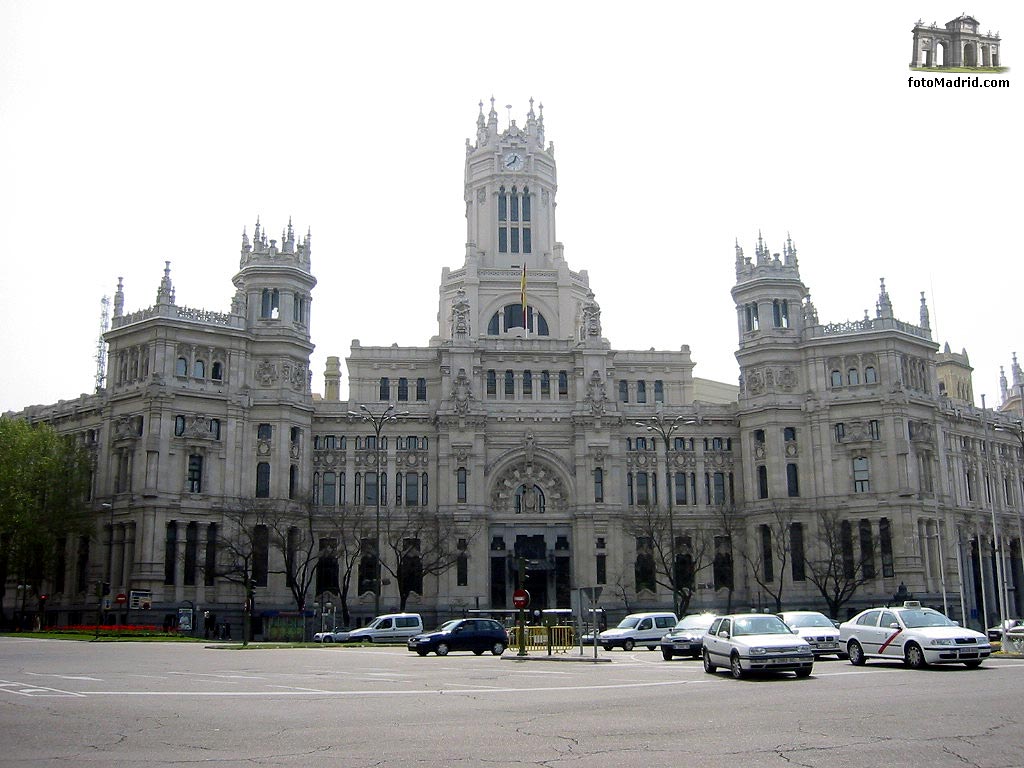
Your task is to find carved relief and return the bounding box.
[581,291,602,338]
[490,459,568,513]
[451,288,471,339]
[255,360,277,386]
[584,370,607,415]
[477,188,486,204]
[451,368,474,415]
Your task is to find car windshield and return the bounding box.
[435,620,460,632]
[676,615,715,630]
[616,617,641,629]
[785,613,834,629]
[899,609,957,628]
[733,616,791,636]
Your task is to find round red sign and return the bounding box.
[512,589,530,609]
[115,593,128,604]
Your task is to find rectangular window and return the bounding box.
[187,454,203,493]
[596,553,606,585]
[654,380,664,403]
[712,472,726,505]
[522,228,531,254]
[523,370,533,396]
[397,377,409,401]
[365,471,378,505]
[457,544,468,587]
[853,457,870,493]
[834,423,845,443]
[323,472,336,506]
[869,420,880,440]
[674,471,686,505]
[511,226,519,253]
[405,472,419,506]
[757,465,768,499]
[636,472,649,506]
[498,227,507,253]
[254,525,269,587]
[558,371,568,397]
[637,380,647,403]
[879,518,894,577]
[256,462,270,498]
[205,523,217,586]
[761,525,774,583]
[618,380,629,402]
[541,371,551,397]
[504,369,515,396]
[859,519,875,579]
[416,377,427,400]
[164,522,177,585]
[457,468,468,503]
[184,522,198,586]
[257,423,272,440]
[594,468,604,503]
[790,523,805,581]
[487,369,496,396]
[786,463,799,497]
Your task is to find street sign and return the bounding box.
[581,587,603,604]
[115,593,128,604]
[512,589,531,609]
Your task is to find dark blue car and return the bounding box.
[407,618,508,656]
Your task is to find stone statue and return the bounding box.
[581,291,602,337]
[451,288,471,338]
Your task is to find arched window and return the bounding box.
[174,415,186,436]
[260,288,280,319]
[848,368,860,385]
[193,360,205,379]
[523,370,533,395]
[416,377,427,400]
[637,380,647,404]
[504,369,514,396]
[864,366,877,384]
[558,371,568,397]
[514,483,545,514]
[211,361,223,381]
[830,370,842,387]
[486,369,497,396]
[397,377,409,401]
[379,377,390,400]
[487,312,500,335]
[175,357,188,377]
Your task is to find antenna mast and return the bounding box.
[95,295,110,392]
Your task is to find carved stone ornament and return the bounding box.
[291,363,306,391]
[777,367,796,391]
[584,370,607,415]
[490,460,568,514]
[255,360,277,386]
[746,368,764,395]
[113,416,140,441]
[451,368,474,415]
[581,291,602,338]
[451,290,471,339]
[477,187,486,204]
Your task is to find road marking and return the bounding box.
[0,679,85,697]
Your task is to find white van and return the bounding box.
[338,613,424,643]
[595,612,678,651]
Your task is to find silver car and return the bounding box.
[778,611,845,659]
[703,614,814,679]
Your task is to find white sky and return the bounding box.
[1,2,1020,414]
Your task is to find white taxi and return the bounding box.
[839,601,991,669]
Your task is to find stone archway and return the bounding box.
[963,41,977,67]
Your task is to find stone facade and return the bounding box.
[5,102,1024,636]
[911,15,1002,68]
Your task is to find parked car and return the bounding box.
[777,611,845,659]
[582,612,677,651]
[660,613,717,660]
[313,629,348,643]
[330,613,423,643]
[839,601,991,669]
[986,618,1022,641]
[702,613,814,679]
[407,618,508,656]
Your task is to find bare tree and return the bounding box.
[207,501,278,646]
[378,507,478,612]
[266,501,319,615]
[805,510,877,619]
[317,503,372,627]
[624,505,715,615]
[739,503,793,613]
[711,503,743,614]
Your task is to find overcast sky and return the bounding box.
[1,2,1020,414]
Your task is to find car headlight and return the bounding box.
[749,647,767,655]
[931,638,954,646]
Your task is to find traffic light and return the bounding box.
[101,582,111,596]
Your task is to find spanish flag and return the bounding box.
[520,264,528,332]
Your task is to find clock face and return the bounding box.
[503,151,525,171]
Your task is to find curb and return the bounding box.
[501,653,613,663]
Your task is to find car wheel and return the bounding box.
[837,653,849,661]
[702,648,717,674]
[661,648,674,661]
[623,639,635,652]
[963,660,982,669]
[847,640,866,666]
[601,644,612,652]
[436,643,450,656]
[904,643,927,669]
[491,642,506,656]
[473,649,484,655]
[416,649,428,657]
[795,667,812,678]
[730,653,745,679]
[323,636,334,643]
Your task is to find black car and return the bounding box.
[407,618,508,656]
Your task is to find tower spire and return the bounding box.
[919,291,930,329]
[876,278,893,319]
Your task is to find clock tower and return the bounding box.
[463,96,557,270]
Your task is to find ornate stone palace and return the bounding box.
[5,100,1024,635]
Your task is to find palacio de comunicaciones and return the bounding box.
[6,99,1024,636]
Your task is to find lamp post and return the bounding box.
[100,502,113,624]
[923,527,949,617]
[348,403,408,616]
[633,412,696,617]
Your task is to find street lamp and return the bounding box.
[923,527,949,617]
[348,403,408,616]
[632,412,696,617]
[100,502,113,624]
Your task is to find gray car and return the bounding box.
[660,613,717,660]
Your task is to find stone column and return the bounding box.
[112,523,125,590]
[175,520,186,603]
[123,522,136,593]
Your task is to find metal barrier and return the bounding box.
[1004,630,1024,655]
[507,625,576,653]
